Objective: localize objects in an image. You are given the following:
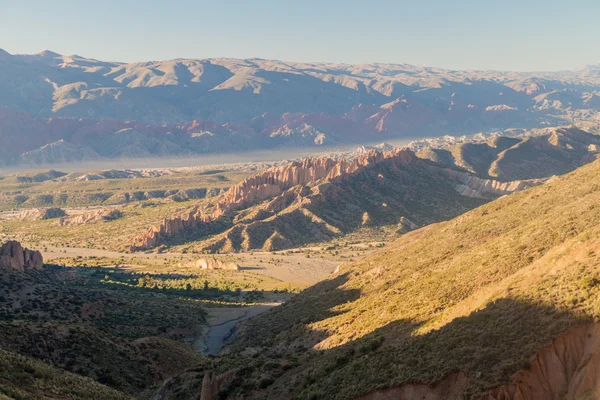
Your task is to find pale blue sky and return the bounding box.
[1,0,598,71]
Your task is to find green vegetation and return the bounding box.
[0,262,210,394]
[0,347,130,400]
[51,256,300,298]
[0,243,301,397]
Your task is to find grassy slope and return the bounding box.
[0,347,131,400]
[230,158,600,399]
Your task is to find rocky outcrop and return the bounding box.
[130,149,417,250]
[447,170,539,199]
[58,209,124,226]
[195,258,239,270]
[130,208,210,250]
[198,370,236,400]
[18,207,66,220]
[396,216,418,234]
[217,148,416,213]
[0,241,43,272]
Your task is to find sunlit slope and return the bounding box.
[231,158,600,399]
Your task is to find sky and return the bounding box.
[1,0,599,71]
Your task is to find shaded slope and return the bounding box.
[225,157,600,399]
[417,127,600,180]
[490,127,600,180]
[0,347,130,400]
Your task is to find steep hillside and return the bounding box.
[218,157,600,399]
[130,149,537,252]
[417,126,600,180]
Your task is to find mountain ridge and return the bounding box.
[2,49,600,166]
[129,148,539,253]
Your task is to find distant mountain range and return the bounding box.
[1,49,600,166]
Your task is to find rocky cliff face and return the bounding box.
[130,148,537,252]
[0,241,43,272]
[58,209,124,226]
[130,149,416,250]
[217,148,416,212]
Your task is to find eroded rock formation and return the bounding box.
[130,149,415,250]
[355,372,468,400]
[198,370,236,400]
[18,207,66,220]
[196,258,239,270]
[0,241,43,271]
[130,148,537,252]
[58,209,124,226]
[444,169,537,199]
[485,323,600,400]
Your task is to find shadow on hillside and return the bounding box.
[231,273,361,349]
[281,297,591,399]
[46,264,276,301]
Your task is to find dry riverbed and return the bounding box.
[193,301,282,355]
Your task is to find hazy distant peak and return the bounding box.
[0,48,11,60]
[35,50,61,58]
